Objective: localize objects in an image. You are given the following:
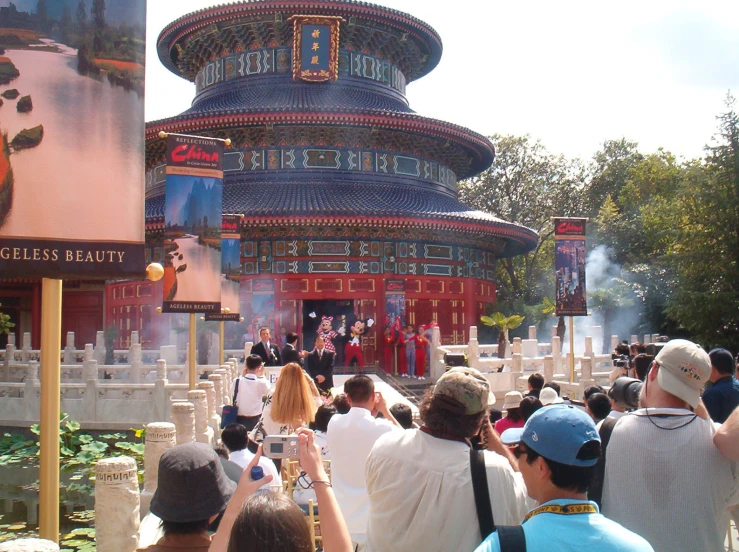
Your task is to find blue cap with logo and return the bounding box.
[500,404,601,467]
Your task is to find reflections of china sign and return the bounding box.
[288,15,344,82]
[0,0,147,278]
[162,135,223,313]
[554,218,587,316]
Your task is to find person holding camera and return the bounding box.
[233,355,271,432]
[602,339,739,552]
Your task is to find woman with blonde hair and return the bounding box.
[250,363,317,444]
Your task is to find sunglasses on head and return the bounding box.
[512,444,528,459]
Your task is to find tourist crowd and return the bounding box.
[138,330,739,552]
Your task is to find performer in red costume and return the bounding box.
[415,325,430,380]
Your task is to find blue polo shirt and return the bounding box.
[703,376,739,424]
[474,499,654,552]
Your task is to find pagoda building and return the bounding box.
[107,0,537,365]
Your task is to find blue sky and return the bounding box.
[145,0,739,162]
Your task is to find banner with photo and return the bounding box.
[0,0,147,278]
[205,214,241,321]
[385,279,406,332]
[162,135,224,313]
[554,218,587,316]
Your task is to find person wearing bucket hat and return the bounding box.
[602,339,739,552]
[139,442,237,551]
[364,367,530,552]
[475,405,653,552]
[494,391,525,435]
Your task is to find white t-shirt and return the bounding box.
[596,409,625,431]
[233,373,270,417]
[365,429,531,552]
[326,407,399,540]
[603,408,739,552]
[229,447,282,487]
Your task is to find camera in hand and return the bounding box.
[609,377,643,410]
[611,354,630,368]
[263,435,299,459]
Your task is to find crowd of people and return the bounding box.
[137,332,739,552]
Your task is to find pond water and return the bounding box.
[0,41,144,242]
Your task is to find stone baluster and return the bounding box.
[467,326,479,369]
[197,381,220,436]
[217,367,232,404]
[21,333,32,363]
[7,332,15,347]
[63,332,76,364]
[94,331,106,366]
[243,342,252,360]
[129,342,142,383]
[0,538,60,551]
[551,337,563,374]
[543,355,554,383]
[511,353,523,379]
[428,325,443,381]
[171,402,195,445]
[208,373,224,414]
[629,334,638,346]
[94,456,140,552]
[512,337,521,356]
[610,335,620,354]
[188,390,212,444]
[85,359,98,381]
[130,331,139,346]
[156,359,167,381]
[83,345,98,381]
[584,336,593,359]
[528,326,537,340]
[140,422,176,517]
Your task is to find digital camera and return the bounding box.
[262,435,299,460]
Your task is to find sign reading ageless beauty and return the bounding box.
[554,218,588,317]
[205,214,242,321]
[0,0,147,278]
[162,135,223,313]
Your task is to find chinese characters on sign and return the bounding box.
[554,218,588,316]
[288,15,345,82]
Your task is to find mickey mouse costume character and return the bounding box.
[344,318,374,368]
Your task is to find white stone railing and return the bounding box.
[429,325,659,401]
[0,358,240,430]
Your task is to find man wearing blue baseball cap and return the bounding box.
[474,404,653,552]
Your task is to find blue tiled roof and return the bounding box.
[146,182,537,252]
[185,83,413,116]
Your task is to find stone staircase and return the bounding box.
[377,370,433,403]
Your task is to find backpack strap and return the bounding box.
[470,447,495,539]
[496,526,527,552]
[232,377,240,404]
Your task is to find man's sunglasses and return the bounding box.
[512,444,528,459]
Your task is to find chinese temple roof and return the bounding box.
[145,181,538,256]
[157,0,442,83]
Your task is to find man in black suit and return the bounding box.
[281,331,307,366]
[249,327,282,367]
[307,336,335,395]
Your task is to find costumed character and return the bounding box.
[315,315,344,354]
[415,325,430,379]
[344,317,374,368]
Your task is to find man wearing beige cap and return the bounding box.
[365,367,530,552]
[603,339,739,552]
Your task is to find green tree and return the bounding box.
[36,0,47,29]
[659,94,739,349]
[459,134,587,309]
[76,0,87,30]
[92,0,105,29]
[0,304,15,335]
[480,312,525,358]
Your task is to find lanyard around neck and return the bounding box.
[523,502,597,523]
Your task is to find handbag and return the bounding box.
[220,379,240,429]
[470,447,526,551]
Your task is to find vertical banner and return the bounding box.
[251,279,276,336]
[385,279,406,329]
[288,15,344,82]
[162,135,224,313]
[0,0,147,278]
[554,218,588,316]
[205,214,241,321]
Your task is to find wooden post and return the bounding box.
[568,316,575,383]
[39,278,62,543]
